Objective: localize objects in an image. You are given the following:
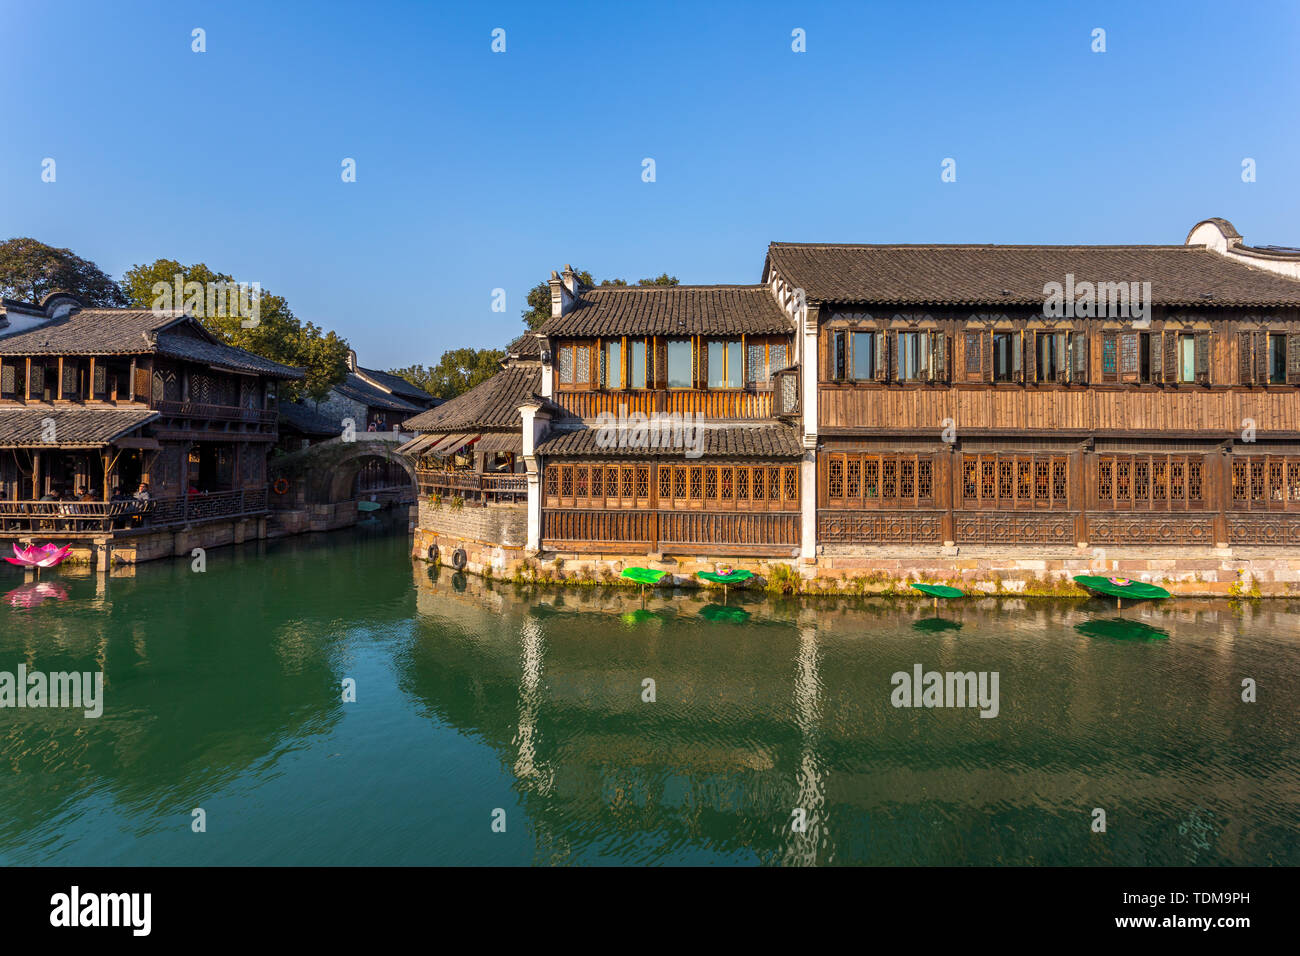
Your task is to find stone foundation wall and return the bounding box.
[412,502,530,576]
[410,523,1300,595]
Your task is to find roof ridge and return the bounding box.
[769,242,1198,251]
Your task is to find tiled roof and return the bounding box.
[278,401,343,437]
[0,407,158,447]
[356,366,436,404]
[154,332,304,379]
[0,308,306,378]
[506,333,542,358]
[0,309,181,354]
[535,422,803,459]
[334,372,425,412]
[764,242,1300,308]
[403,365,550,432]
[538,286,793,338]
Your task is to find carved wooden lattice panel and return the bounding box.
[1228,515,1300,545]
[1086,515,1214,545]
[954,513,1072,544]
[817,510,944,544]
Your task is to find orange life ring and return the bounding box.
[273,477,290,495]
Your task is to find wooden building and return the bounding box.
[762,228,1300,554]
[405,220,1300,577]
[0,293,302,541]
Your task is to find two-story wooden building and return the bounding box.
[406,221,1300,590]
[762,229,1300,560]
[0,293,303,564]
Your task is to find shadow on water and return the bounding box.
[2,526,1297,866]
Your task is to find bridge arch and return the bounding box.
[271,437,420,506]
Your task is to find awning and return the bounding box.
[426,433,478,457]
[475,432,522,455]
[396,434,438,456]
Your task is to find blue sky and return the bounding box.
[2,0,1297,369]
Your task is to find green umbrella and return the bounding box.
[910,582,964,612]
[697,568,754,602]
[1075,618,1169,642]
[621,566,668,603]
[1073,575,1170,608]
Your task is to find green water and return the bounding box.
[1,522,1297,866]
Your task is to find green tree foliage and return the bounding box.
[389,347,505,400]
[0,238,127,306]
[121,258,350,402]
[520,269,678,329]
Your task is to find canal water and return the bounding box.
[1,520,1296,866]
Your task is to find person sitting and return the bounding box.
[75,486,94,502]
[134,482,151,502]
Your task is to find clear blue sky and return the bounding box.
[2,0,1297,370]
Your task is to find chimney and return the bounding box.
[549,266,578,318]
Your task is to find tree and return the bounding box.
[0,238,127,306]
[121,258,350,402]
[390,347,505,400]
[520,269,678,329]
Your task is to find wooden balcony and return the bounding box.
[0,488,269,536]
[153,399,278,424]
[542,508,800,556]
[819,384,1300,436]
[416,469,527,503]
[555,388,773,420]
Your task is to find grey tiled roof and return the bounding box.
[535,422,803,459]
[538,286,794,338]
[404,365,551,432]
[0,309,305,378]
[764,242,1300,308]
[154,332,304,379]
[356,366,436,404]
[279,401,344,437]
[0,407,158,447]
[334,372,425,412]
[0,309,181,354]
[506,333,542,358]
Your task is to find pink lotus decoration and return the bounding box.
[4,543,72,570]
[5,582,68,608]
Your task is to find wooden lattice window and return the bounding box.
[961,453,1069,509]
[1230,456,1300,511]
[825,454,935,508]
[1095,455,1207,510]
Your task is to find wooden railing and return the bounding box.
[416,469,527,503]
[0,500,151,534]
[542,509,800,556]
[148,488,269,524]
[554,389,773,420]
[153,399,278,423]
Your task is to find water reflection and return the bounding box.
[1,522,1296,866]
[409,566,1300,866]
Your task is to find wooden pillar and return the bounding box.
[56,357,63,402]
[88,358,95,401]
[31,450,40,500]
[1215,447,1231,548]
[102,450,111,501]
[941,446,955,546]
[24,358,31,402]
[1074,445,1088,547]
